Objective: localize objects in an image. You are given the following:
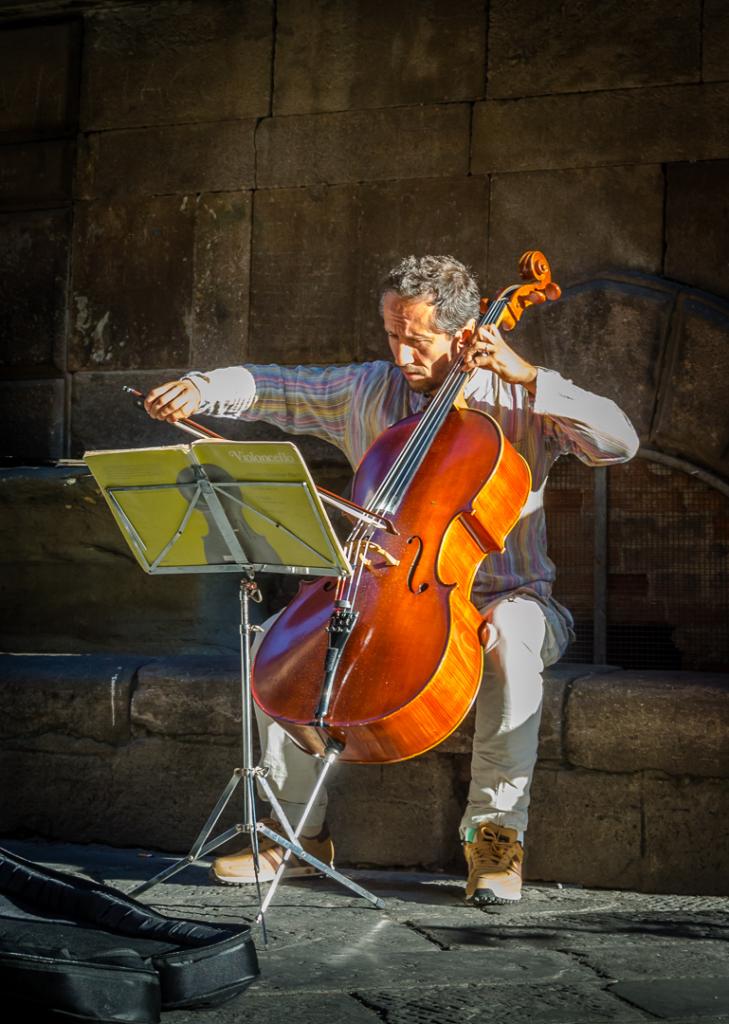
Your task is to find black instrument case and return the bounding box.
[0,846,259,1022]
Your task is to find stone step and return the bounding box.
[1,654,727,894]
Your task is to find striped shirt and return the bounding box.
[186,362,639,631]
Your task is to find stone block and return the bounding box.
[82,0,272,130]
[703,0,729,82]
[69,196,194,371]
[250,176,488,366]
[0,735,242,850]
[566,671,729,777]
[250,185,361,365]
[0,208,70,372]
[190,191,251,369]
[0,465,242,655]
[328,752,462,867]
[69,192,251,371]
[487,166,663,294]
[515,276,673,440]
[525,765,643,888]
[652,294,729,479]
[257,105,470,188]
[472,84,729,174]
[0,19,80,140]
[642,774,729,894]
[106,735,256,851]
[487,0,699,99]
[666,160,729,301]
[274,0,485,114]
[535,670,568,762]
[0,379,64,462]
[0,746,112,840]
[132,657,241,739]
[78,121,257,200]
[0,541,241,657]
[0,140,74,210]
[0,654,139,747]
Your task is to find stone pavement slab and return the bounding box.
[356,983,647,1023]
[254,942,582,996]
[611,979,729,1020]
[2,841,728,1023]
[168,993,378,1024]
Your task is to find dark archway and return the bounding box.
[530,271,729,671]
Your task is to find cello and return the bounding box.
[252,251,561,765]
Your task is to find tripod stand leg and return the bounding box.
[128,769,244,897]
[255,746,384,919]
[130,823,245,897]
[189,770,243,859]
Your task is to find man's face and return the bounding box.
[382,291,458,394]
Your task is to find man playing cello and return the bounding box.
[145,255,638,905]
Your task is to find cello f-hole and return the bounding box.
[406,536,429,594]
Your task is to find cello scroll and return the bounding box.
[488,249,562,332]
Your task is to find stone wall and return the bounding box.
[2,654,727,894]
[2,0,729,467]
[3,0,729,659]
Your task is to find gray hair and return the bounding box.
[380,255,480,335]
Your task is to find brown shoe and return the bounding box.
[463,821,523,905]
[210,819,334,886]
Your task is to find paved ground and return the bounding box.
[3,839,729,1023]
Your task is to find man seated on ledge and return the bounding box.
[145,255,638,905]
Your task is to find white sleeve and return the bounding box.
[532,368,639,466]
[183,366,257,417]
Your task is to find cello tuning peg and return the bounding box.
[479,297,490,314]
[545,283,561,301]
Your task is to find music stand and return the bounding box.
[85,439,384,920]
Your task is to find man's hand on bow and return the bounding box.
[144,379,202,423]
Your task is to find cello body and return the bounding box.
[252,405,531,764]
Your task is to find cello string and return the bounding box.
[342,290,515,598]
[371,297,509,514]
[337,540,356,600]
[372,298,508,513]
[340,346,474,607]
[329,283,534,667]
[345,534,371,604]
[341,353,476,590]
[355,357,464,521]
[341,298,508,560]
[341,290,520,610]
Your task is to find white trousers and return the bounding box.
[252,593,570,838]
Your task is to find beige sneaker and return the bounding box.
[463,821,523,905]
[210,819,334,886]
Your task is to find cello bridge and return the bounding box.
[359,543,399,571]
